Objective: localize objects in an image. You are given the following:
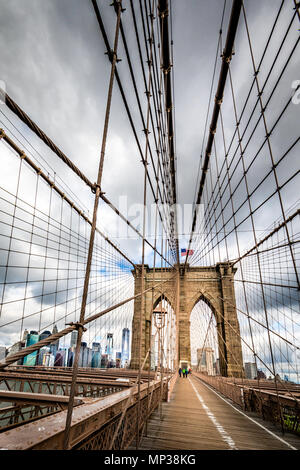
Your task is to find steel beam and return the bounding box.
[0,378,167,450]
[0,390,84,407]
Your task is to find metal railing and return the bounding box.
[194,373,300,435]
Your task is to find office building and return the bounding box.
[50,324,59,357]
[70,330,78,347]
[59,347,69,366]
[42,352,51,367]
[101,354,108,368]
[0,346,6,362]
[54,351,64,367]
[92,342,101,353]
[37,346,51,366]
[150,334,156,370]
[122,328,130,363]
[87,347,93,367]
[91,351,101,368]
[197,347,215,375]
[106,333,113,359]
[39,331,51,342]
[116,352,122,368]
[245,362,258,379]
[67,347,75,367]
[22,329,29,343]
[37,331,51,365]
[23,331,39,366]
[79,342,88,367]
[6,341,23,366]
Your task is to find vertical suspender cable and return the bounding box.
[62,0,123,450]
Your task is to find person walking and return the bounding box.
[182,367,186,378]
[179,367,182,377]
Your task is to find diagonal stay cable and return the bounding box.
[0,91,171,266]
[183,0,243,272]
[0,273,176,371]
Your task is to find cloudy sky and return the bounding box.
[0,1,298,257]
[0,0,299,378]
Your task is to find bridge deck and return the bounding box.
[138,375,300,451]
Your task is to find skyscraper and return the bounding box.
[101,354,108,368]
[90,342,101,368]
[67,347,75,367]
[37,331,51,365]
[92,342,101,352]
[197,347,215,375]
[42,352,52,367]
[37,346,51,366]
[87,347,93,367]
[106,333,113,359]
[116,352,122,368]
[122,328,130,364]
[22,329,29,343]
[54,351,64,367]
[6,341,23,366]
[39,331,51,341]
[79,342,86,367]
[0,346,6,362]
[59,347,69,367]
[23,331,39,366]
[245,362,258,379]
[50,325,59,357]
[70,330,78,347]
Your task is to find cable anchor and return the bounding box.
[66,321,87,333]
[92,183,105,196]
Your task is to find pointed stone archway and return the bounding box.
[130,263,244,377]
[130,265,176,370]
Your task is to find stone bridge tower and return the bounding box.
[130,263,244,377]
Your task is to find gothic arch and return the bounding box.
[153,292,175,311]
[189,292,226,375]
[130,263,244,377]
[188,291,221,322]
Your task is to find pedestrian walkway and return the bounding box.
[138,375,300,450]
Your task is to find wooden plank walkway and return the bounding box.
[137,375,300,450]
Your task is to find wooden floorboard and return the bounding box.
[134,375,300,450]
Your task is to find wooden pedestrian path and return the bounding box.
[137,375,300,450]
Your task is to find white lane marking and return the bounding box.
[195,377,297,451]
[189,377,238,450]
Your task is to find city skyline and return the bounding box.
[1,326,133,369]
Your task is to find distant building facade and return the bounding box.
[197,347,215,375]
[106,333,113,359]
[0,346,6,362]
[244,362,258,379]
[23,331,39,366]
[122,328,130,364]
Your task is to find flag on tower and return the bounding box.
[181,248,194,256]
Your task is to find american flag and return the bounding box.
[181,248,194,256]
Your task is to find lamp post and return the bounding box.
[153,304,167,419]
